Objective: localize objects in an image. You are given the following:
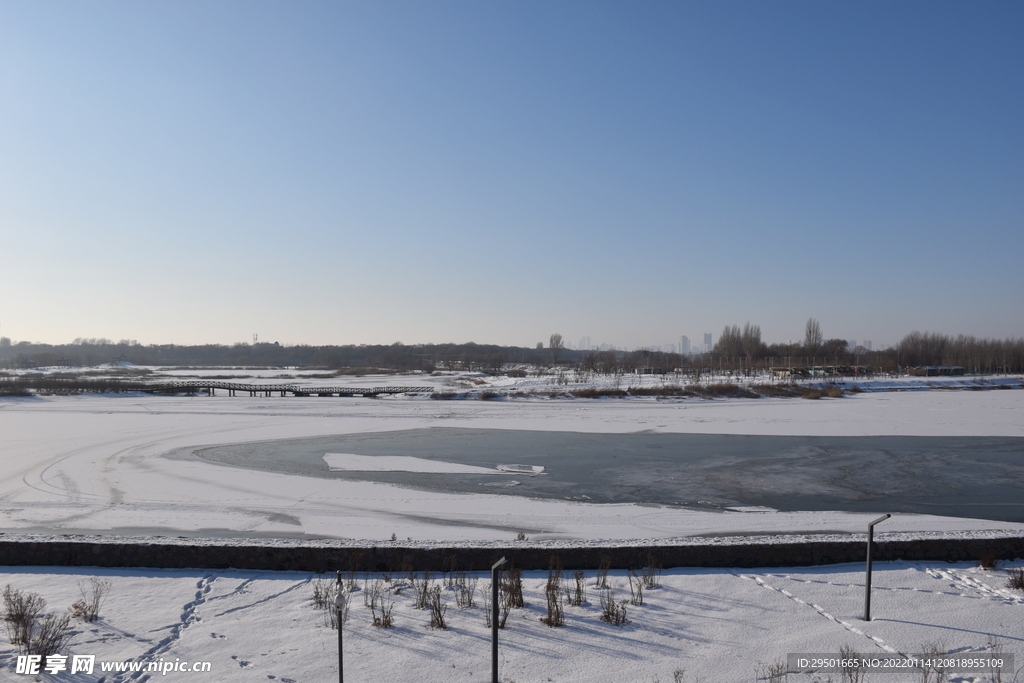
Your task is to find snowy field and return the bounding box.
[0,560,1021,682]
[1,373,1022,681]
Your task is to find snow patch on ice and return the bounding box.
[323,453,499,474]
[495,463,545,475]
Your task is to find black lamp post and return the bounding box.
[491,556,508,683]
[864,514,891,621]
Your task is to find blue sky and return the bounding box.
[1,1,1021,350]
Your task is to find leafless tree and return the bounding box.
[805,318,823,354]
[742,323,763,361]
[549,334,564,365]
[714,325,743,358]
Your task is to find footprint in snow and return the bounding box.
[210,632,226,639]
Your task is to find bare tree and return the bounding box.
[714,325,742,357]
[741,323,763,360]
[805,318,822,354]
[549,334,564,365]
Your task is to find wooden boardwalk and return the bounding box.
[141,380,433,397]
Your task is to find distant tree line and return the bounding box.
[2,325,1022,375]
[701,319,1024,374]
[0,339,553,374]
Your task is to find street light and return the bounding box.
[864,514,891,621]
[335,571,347,683]
[491,556,508,683]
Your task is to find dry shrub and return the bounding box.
[26,613,71,659]
[501,567,524,608]
[414,572,434,610]
[801,388,823,400]
[369,584,394,628]
[599,590,628,626]
[496,584,512,628]
[641,553,662,589]
[540,585,564,627]
[478,390,499,400]
[3,585,45,647]
[546,555,564,592]
[979,552,999,569]
[919,643,947,683]
[1006,567,1024,590]
[823,386,845,398]
[455,575,477,609]
[627,569,644,605]
[596,555,611,589]
[311,575,336,610]
[71,577,110,622]
[427,588,447,630]
[755,660,788,683]
[567,571,587,606]
[2,586,72,658]
[839,645,865,683]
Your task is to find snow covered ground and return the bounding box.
[0,560,1021,682]
[1,374,1022,681]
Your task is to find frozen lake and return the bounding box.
[4,390,1024,540]
[191,428,1024,523]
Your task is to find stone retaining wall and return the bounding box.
[1,536,1022,573]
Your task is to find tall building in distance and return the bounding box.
[703,332,713,353]
[578,336,591,351]
[680,336,690,355]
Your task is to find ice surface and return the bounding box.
[0,383,1022,541]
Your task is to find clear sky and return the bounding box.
[2,1,1021,350]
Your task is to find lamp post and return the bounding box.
[864,514,891,621]
[491,556,507,683]
[335,571,346,683]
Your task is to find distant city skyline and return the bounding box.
[2,2,1021,348]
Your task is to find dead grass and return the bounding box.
[750,383,802,398]
[626,385,695,397]
[429,391,461,400]
[684,383,760,399]
[570,388,628,398]
[979,552,999,570]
